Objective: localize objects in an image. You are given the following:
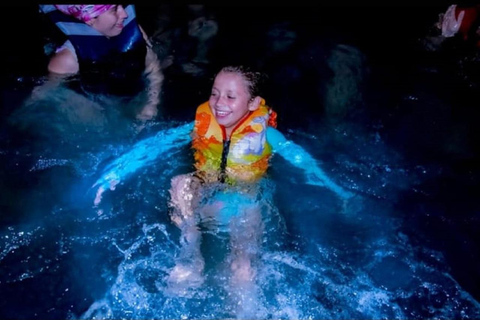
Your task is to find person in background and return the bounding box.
[37,4,163,122]
[92,65,354,305]
[437,4,480,48]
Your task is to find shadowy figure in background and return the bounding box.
[150,4,219,78]
[146,4,219,120]
[92,65,354,315]
[27,4,163,129]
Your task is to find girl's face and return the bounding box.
[88,5,128,38]
[208,71,259,135]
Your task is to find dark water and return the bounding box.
[1,4,480,319]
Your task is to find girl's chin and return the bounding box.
[215,114,230,122]
[217,120,233,128]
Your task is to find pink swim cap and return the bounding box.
[54,4,115,22]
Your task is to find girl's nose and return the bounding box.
[117,5,128,19]
[217,95,228,105]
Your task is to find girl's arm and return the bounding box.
[93,121,194,205]
[267,126,353,200]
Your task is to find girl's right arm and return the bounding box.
[93,121,194,205]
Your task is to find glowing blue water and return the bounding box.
[1,105,479,319]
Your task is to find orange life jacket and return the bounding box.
[192,99,277,183]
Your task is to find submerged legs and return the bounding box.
[166,174,265,308]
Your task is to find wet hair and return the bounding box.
[217,65,267,98]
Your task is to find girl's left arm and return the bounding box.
[267,126,353,200]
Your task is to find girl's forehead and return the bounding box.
[217,71,243,80]
[215,72,247,88]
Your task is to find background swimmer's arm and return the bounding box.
[47,47,79,75]
[29,46,79,102]
[93,121,194,205]
[267,127,353,200]
[138,25,164,121]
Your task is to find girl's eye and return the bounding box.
[227,96,235,99]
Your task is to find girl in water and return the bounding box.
[93,65,354,303]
